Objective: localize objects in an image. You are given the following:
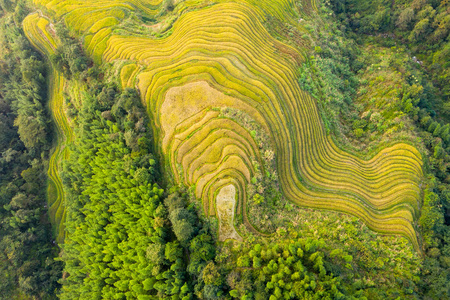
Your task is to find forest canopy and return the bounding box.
[0,0,449,299]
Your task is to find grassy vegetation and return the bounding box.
[33,0,426,248]
[119,62,138,88]
[217,207,422,299]
[23,13,73,243]
[216,184,241,241]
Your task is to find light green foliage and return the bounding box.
[58,83,188,299]
[331,0,450,106]
[228,237,360,299]
[220,208,422,299]
[350,46,421,144]
[419,188,444,246]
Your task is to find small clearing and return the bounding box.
[216,184,241,241]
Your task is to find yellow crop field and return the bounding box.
[23,13,73,244]
[34,0,424,249]
[120,63,138,88]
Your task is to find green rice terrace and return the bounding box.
[4,0,450,299]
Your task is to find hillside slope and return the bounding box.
[23,13,72,244]
[28,0,425,248]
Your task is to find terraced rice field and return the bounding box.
[33,0,165,62]
[23,13,73,243]
[34,0,423,248]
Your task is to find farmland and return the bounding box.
[28,0,424,248]
[23,13,72,243]
[4,0,450,298]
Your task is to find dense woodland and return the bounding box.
[0,0,449,299]
[0,1,62,298]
